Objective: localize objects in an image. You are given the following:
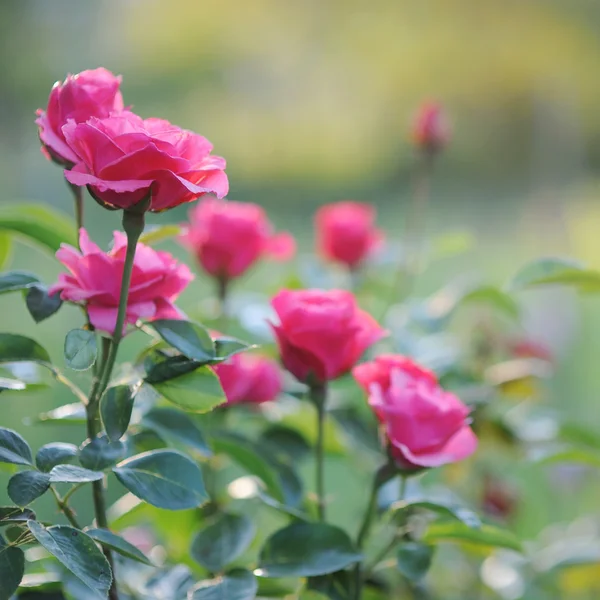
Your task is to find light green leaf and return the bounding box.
[138,224,181,245]
[86,528,153,566]
[64,329,97,371]
[35,442,78,472]
[257,522,362,578]
[0,203,77,252]
[113,449,208,510]
[509,257,600,292]
[0,234,12,270]
[100,385,136,442]
[191,513,256,572]
[8,471,50,506]
[188,569,258,600]
[151,366,226,413]
[27,521,112,597]
[422,522,522,552]
[536,448,600,468]
[150,319,215,362]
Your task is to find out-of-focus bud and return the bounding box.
[411,101,451,155]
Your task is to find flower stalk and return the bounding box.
[309,382,327,522]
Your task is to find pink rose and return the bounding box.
[213,353,282,405]
[411,102,450,154]
[36,68,124,166]
[315,201,383,269]
[49,228,193,335]
[179,197,295,280]
[62,111,228,212]
[353,354,477,469]
[270,289,386,384]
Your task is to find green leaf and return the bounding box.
[259,425,311,463]
[213,337,254,361]
[299,592,330,600]
[0,271,40,294]
[27,521,112,597]
[509,257,600,292]
[421,522,522,552]
[138,224,182,245]
[25,284,63,323]
[151,366,226,413]
[64,329,97,371]
[145,354,203,383]
[257,522,362,578]
[142,407,211,457]
[79,436,126,470]
[536,447,600,468]
[0,234,12,271]
[391,498,481,528]
[150,319,215,361]
[211,432,283,502]
[0,533,24,600]
[0,333,51,364]
[0,377,25,392]
[188,569,258,600]
[37,402,86,425]
[113,449,208,510]
[85,528,153,566]
[48,465,104,483]
[306,571,353,600]
[0,427,32,465]
[191,513,256,572]
[8,471,50,506]
[100,385,136,442]
[0,507,36,525]
[0,203,77,252]
[396,541,434,581]
[35,442,78,472]
[458,285,520,320]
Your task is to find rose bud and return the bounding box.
[411,101,450,155]
[315,201,384,270]
[36,67,124,167]
[270,289,386,385]
[353,355,477,469]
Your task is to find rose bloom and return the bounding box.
[62,111,228,212]
[411,102,450,154]
[353,355,477,469]
[270,289,386,384]
[315,201,383,269]
[50,229,193,335]
[36,68,124,166]
[213,353,282,405]
[179,197,295,280]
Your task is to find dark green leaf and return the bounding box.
[145,354,202,384]
[0,533,24,600]
[25,284,63,323]
[0,333,50,364]
[48,465,104,484]
[100,385,136,442]
[306,571,353,600]
[0,427,32,465]
[391,498,481,528]
[0,507,35,525]
[27,521,112,597]
[259,426,311,462]
[150,319,215,361]
[36,442,78,472]
[142,407,211,457]
[509,257,600,292]
[188,569,257,600]
[213,337,253,361]
[8,471,50,506]
[258,522,362,577]
[396,541,434,581]
[113,450,208,510]
[79,436,126,471]
[0,271,39,294]
[64,329,97,371]
[256,490,309,521]
[191,513,256,572]
[151,366,226,413]
[37,403,86,425]
[0,203,77,252]
[421,522,522,552]
[85,528,153,566]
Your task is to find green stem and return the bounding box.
[50,487,82,529]
[310,383,327,522]
[68,183,84,233]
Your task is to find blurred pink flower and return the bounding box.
[315,201,383,269]
[411,101,451,154]
[270,289,386,384]
[50,228,193,335]
[179,197,295,281]
[36,67,124,166]
[63,111,228,211]
[353,354,477,469]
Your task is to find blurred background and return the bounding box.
[1,1,600,596]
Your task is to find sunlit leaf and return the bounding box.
[509,257,600,292]
[139,224,182,245]
[422,522,522,552]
